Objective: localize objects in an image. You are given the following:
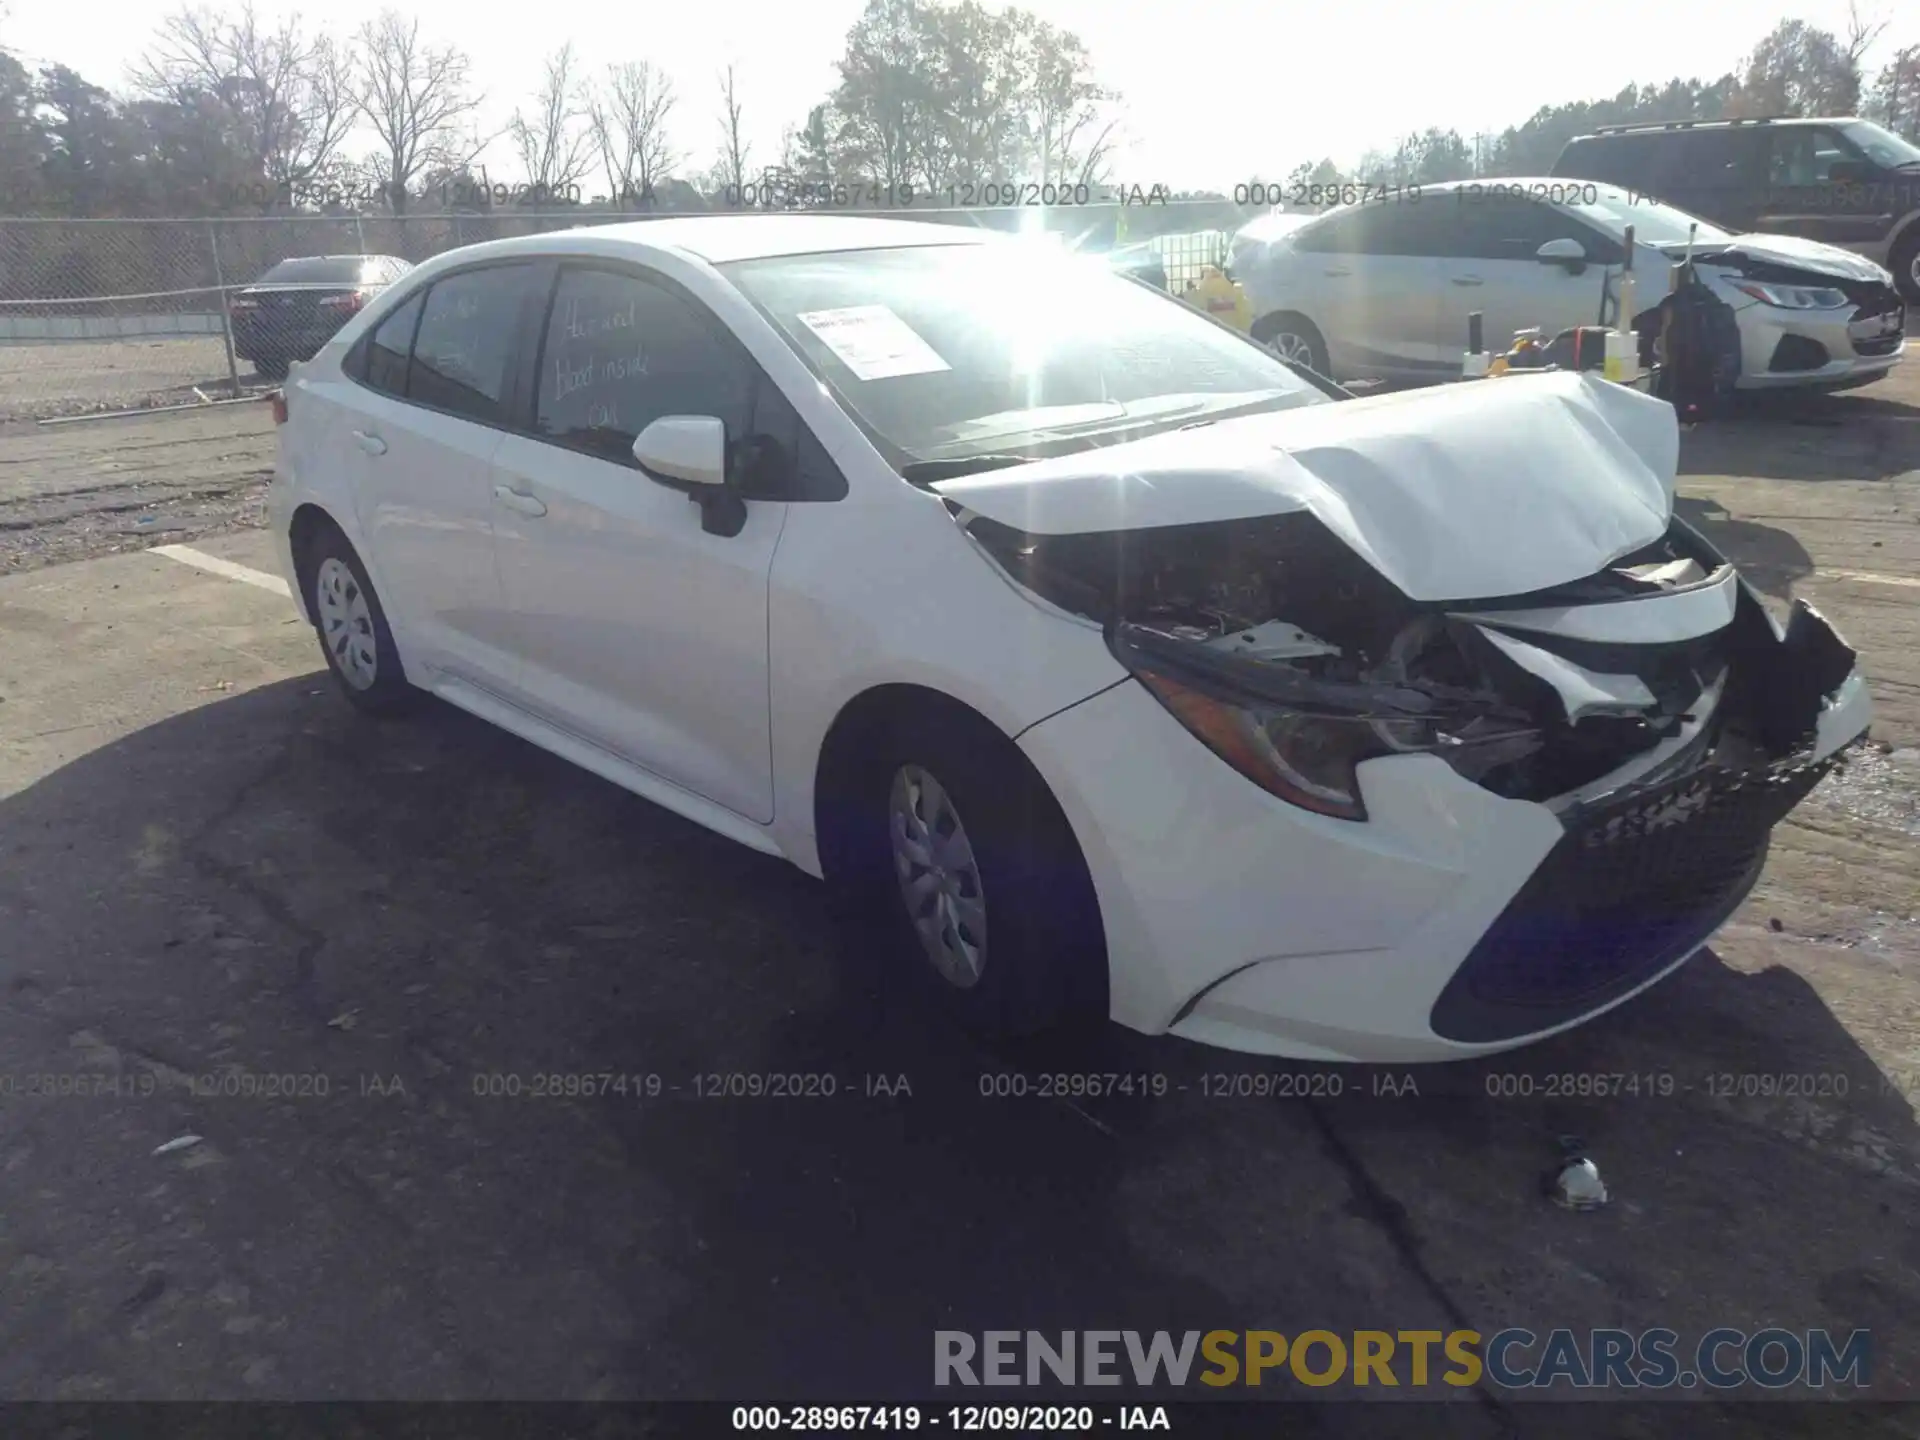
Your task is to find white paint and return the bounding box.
[936,369,1679,603]
[262,217,1874,1064]
[151,544,293,598]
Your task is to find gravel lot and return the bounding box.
[0,404,273,573]
[1,354,1919,1425]
[0,336,281,423]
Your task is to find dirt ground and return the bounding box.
[2,353,1919,1429]
[0,336,277,423]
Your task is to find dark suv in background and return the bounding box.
[1552,117,1920,300]
[228,254,413,380]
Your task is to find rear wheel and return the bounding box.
[1253,312,1331,378]
[834,705,1107,1040]
[299,524,418,717]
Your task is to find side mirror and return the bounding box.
[632,415,746,537]
[1827,159,1868,185]
[633,415,727,488]
[1536,238,1588,272]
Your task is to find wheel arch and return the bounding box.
[811,682,1060,884]
[1251,308,1326,347]
[288,501,345,593]
[284,500,413,667]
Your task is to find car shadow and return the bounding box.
[1676,380,1920,485]
[1672,494,1814,599]
[0,676,1915,1418]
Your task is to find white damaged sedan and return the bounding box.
[269,215,1873,1063]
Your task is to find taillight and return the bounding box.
[320,290,368,314]
[269,390,288,425]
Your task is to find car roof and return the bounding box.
[519,214,993,265]
[1569,116,1861,143]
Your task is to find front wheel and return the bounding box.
[1891,228,1920,306]
[845,709,1107,1040]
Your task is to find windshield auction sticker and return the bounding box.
[797,305,951,381]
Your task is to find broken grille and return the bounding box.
[1428,746,1846,1043]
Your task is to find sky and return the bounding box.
[6,0,1918,195]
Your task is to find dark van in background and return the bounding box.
[1551,116,1920,301]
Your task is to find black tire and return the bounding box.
[1891,227,1920,306]
[836,706,1107,1040]
[298,523,419,717]
[1253,311,1332,379]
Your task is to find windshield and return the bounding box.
[258,256,382,284]
[1554,189,1733,247]
[721,242,1325,466]
[1841,120,1920,169]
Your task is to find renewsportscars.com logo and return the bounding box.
[934,1328,1872,1391]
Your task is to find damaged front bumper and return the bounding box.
[1013,533,1872,1062]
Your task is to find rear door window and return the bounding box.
[1649,129,1761,191]
[407,264,539,424]
[1295,201,1462,257]
[361,290,424,397]
[1562,135,1657,190]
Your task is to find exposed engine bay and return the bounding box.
[961,506,1859,810]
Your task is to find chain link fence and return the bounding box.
[0,199,1275,422]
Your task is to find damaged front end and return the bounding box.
[963,504,1870,1040]
[968,506,1860,818]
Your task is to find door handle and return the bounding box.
[351,429,387,455]
[493,484,548,518]
[1451,275,1484,287]
[1323,268,1351,278]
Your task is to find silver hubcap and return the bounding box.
[1267,330,1315,365]
[888,764,987,989]
[315,556,378,690]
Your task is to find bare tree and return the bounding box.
[509,43,592,196]
[1844,2,1889,74]
[589,59,676,203]
[717,64,750,192]
[132,2,357,194]
[1021,19,1117,188]
[1740,19,1862,116]
[352,10,488,212]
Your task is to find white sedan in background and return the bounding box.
[270,215,1870,1063]
[1231,180,1906,392]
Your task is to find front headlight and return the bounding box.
[1134,667,1394,819]
[1729,280,1850,310]
[1120,621,1548,822]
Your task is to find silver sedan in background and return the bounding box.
[1231,180,1906,392]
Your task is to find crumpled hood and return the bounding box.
[934,370,1679,603]
[1670,232,1891,284]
